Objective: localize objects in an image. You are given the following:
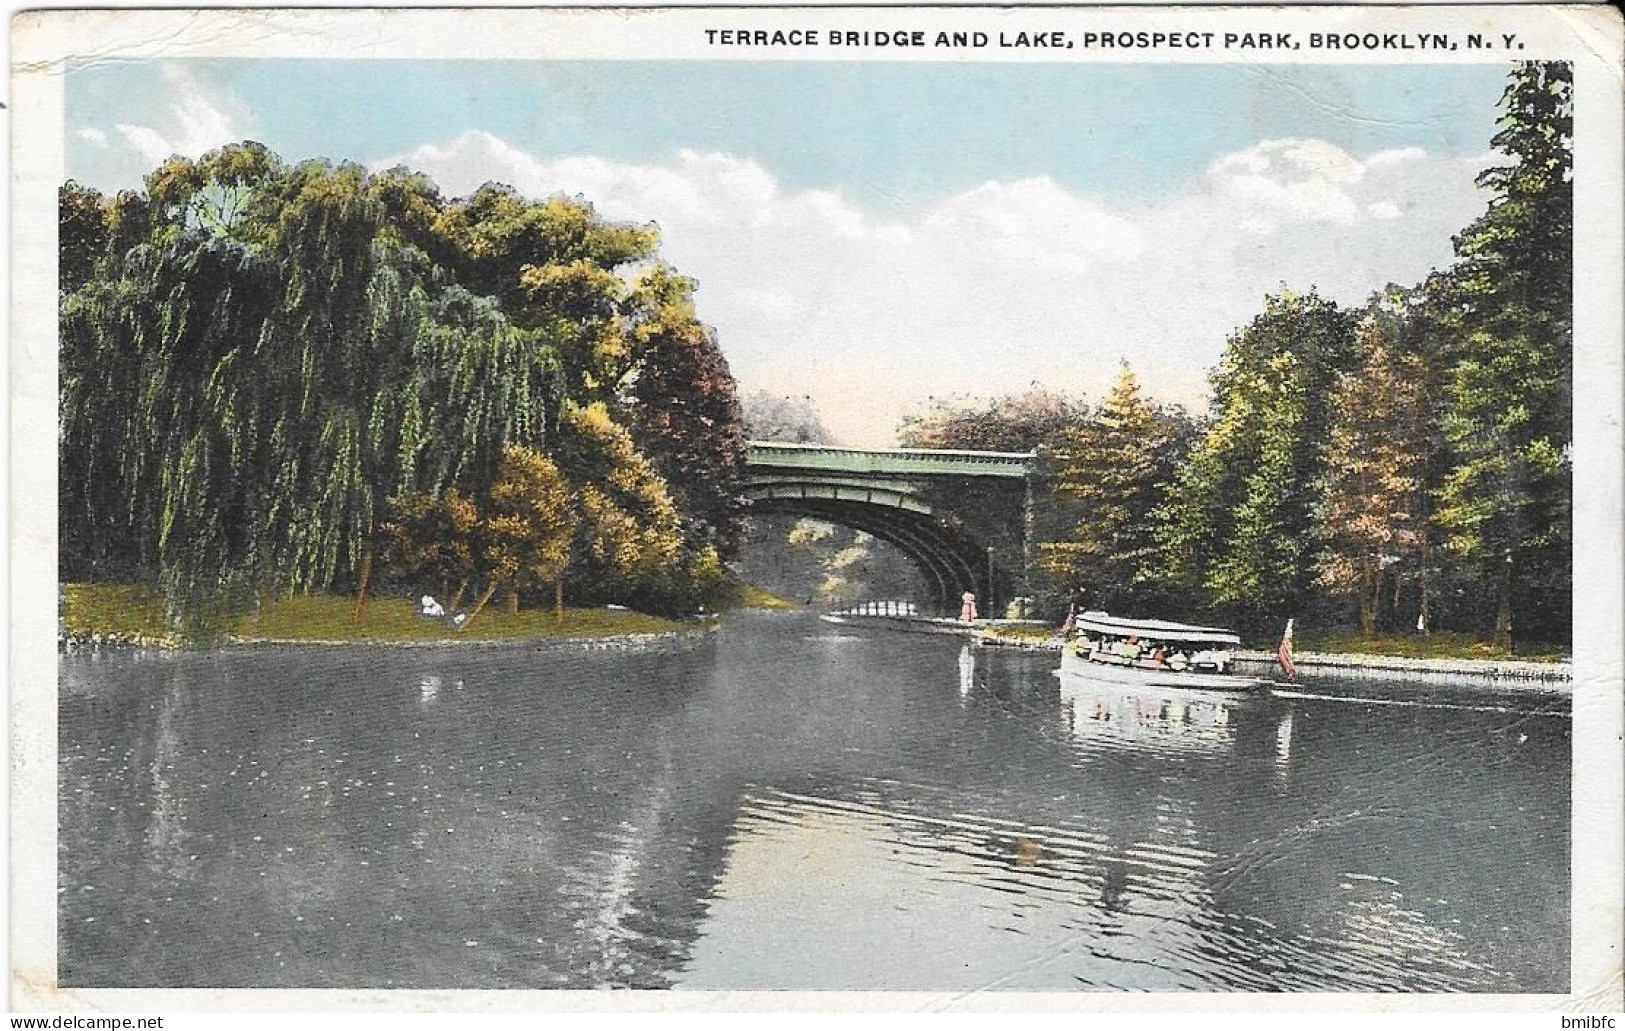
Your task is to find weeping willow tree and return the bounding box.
[60,142,738,634]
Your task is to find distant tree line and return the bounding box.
[60,144,746,632]
[901,63,1572,650]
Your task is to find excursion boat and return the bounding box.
[1055,611,1267,693]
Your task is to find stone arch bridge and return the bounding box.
[743,441,1037,614]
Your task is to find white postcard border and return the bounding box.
[10,4,1623,1013]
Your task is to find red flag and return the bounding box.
[1277,618,1297,680]
[1059,605,1075,637]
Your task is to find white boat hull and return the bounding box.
[1057,647,1266,693]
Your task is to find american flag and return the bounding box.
[1059,604,1075,637]
[1277,618,1298,680]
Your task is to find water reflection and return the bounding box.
[59,614,1569,991]
[1056,674,1262,760]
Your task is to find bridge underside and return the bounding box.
[745,495,998,613]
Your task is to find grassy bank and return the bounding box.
[735,582,801,611]
[1294,631,1566,663]
[62,584,694,646]
[60,583,178,645]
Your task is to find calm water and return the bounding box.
[58,612,1570,991]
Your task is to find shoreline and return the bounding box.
[57,623,719,654]
[969,627,1572,688]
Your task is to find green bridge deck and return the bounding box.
[744,441,1035,478]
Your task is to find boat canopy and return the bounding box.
[1072,612,1242,647]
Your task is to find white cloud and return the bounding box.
[923,177,1144,272]
[74,127,108,148]
[102,63,253,170]
[378,133,1489,447]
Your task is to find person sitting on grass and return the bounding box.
[419,595,445,619]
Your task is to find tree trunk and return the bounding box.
[461,581,501,629]
[1417,533,1431,635]
[554,579,564,621]
[506,584,520,615]
[449,581,467,611]
[1493,553,1514,653]
[351,547,373,624]
[1359,560,1379,636]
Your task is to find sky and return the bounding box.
[66,59,1513,446]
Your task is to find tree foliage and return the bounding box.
[1314,291,1435,634]
[620,266,747,560]
[898,387,1089,453]
[1155,290,1358,629]
[741,391,834,444]
[1431,62,1573,649]
[1040,364,1194,612]
[60,143,742,630]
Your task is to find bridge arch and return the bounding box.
[742,442,1036,614]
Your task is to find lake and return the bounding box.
[58,611,1570,991]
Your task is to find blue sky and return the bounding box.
[69,59,1507,204]
[67,59,1512,444]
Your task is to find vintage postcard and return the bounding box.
[9,4,1623,1016]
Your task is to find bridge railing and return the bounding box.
[746,441,1034,479]
[837,600,921,617]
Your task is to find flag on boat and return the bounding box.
[1277,618,1297,680]
[1059,604,1075,637]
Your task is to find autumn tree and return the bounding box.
[620,265,747,560]
[379,490,479,609]
[1314,291,1435,635]
[474,444,575,621]
[897,387,1089,453]
[1041,363,1193,612]
[554,403,686,609]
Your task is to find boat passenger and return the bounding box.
[1168,650,1190,671]
[1119,637,1142,662]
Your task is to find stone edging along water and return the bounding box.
[970,628,1573,689]
[59,625,719,654]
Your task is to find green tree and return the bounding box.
[1157,289,1357,630]
[62,143,745,630]
[1432,62,1573,650]
[58,182,110,295]
[428,183,657,401]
